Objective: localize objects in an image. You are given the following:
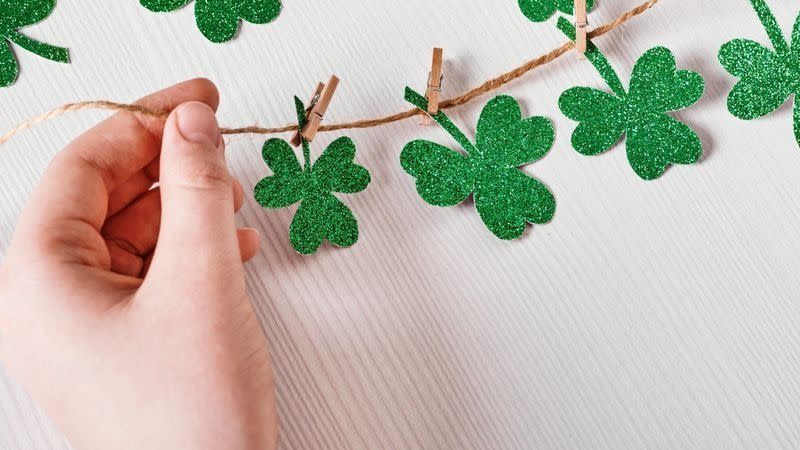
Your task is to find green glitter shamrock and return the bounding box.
[557,18,705,180]
[254,97,371,255]
[518,0,594,22]
[140,0,282,43]
[719,0,800,147]
[400,88,556,240]
[1,0,69,87]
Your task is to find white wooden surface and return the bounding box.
[2,0,800,448]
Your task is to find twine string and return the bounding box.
[0,0,659,145]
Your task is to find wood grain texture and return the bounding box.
[3,0,800,448]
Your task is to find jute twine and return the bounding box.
[0,0,660,145]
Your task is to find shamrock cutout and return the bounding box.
[400,88,556,240]
[255,97,370,255]
[1,0,69,87]
[518,0,594,22]
[140,0,282,43]
[557,18,705,180]
[719,0,800,147]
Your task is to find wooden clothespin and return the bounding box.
[291,75,339,146]
[574,0,588,58]
[421,48,444,126]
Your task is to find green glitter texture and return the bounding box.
[254,96,371,255]
[719,0,800,147]
[557,17,705,180]
[140,0,282,43]
[400,88,555,241]
[518,0,594,22]
[0,0,69,88]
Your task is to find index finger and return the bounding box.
[22,78,219,234]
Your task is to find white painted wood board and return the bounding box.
[2,1,800,448]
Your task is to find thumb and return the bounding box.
[150,101,240,275]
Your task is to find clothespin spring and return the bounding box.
[427,73,444,93]
[291,76,339,146]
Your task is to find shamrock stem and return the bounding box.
[6,31,69,64]
[747,0,790,54]
[404,87,477,153]
[293,96,312,170]
[556,17,626,98]
[302,140,311,171]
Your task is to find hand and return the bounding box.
[0,79,278,450]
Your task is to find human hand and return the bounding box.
[0,79,277,450]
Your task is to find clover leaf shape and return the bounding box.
[140,0,282,43]
[518,0,594,22]
[1,0,69,87]
[400,88,555,240]
[557,18,705,180]
[254,97,371,255]
[719,0,800,147]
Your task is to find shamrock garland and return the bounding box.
[254,96,371,255]
[518,0,594,23]
[140,0,282,43]
[400,88,556,240]
[0,0,729,248]
[719,0,800,148]
[1,0,69,87]
[556,18,705,180]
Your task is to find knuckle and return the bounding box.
[38,219,112,269]
[105,236,144,257]
[176,159,231,191]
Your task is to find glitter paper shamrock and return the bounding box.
[254,97,371,255]
[1,0,69,87]
[557,18,705,180]
[400,88,555,240]
[140,0,282,43]
[518,0,594,22]
[719,0,800,147]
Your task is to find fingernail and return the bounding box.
[175,102,220,146]
[242,227,260,237]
